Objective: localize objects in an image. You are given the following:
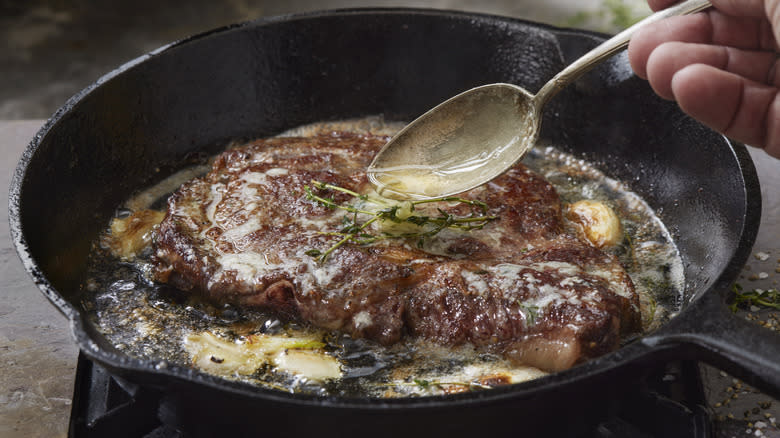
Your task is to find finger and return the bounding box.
[645,41,778,99]
[647,0,765,16]
[671,63,780,157]
[628,12,776,78]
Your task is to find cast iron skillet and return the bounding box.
[9,8,780,436]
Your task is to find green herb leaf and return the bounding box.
[413,379,430,389]
[729,283,780,313]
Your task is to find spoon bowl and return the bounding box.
[368,0,712,200]
[368,84,538,199]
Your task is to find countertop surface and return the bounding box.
[1,119,778,437]
[1,120,78,437]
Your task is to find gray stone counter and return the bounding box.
[0,120,77,437]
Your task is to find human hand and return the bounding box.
[628,0,780,158]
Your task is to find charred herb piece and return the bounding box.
[303,180,497,263]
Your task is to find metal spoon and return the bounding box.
[367,0,712,200]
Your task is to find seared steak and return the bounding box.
[152,132,640,372]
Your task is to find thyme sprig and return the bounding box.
[729,283,780,313]
[303,180,497,263]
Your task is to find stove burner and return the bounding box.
[68,353,712,438]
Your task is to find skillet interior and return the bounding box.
[9,8,761,435]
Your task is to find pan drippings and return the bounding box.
[81,117,684,398]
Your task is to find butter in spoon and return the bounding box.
[367,0,712,200]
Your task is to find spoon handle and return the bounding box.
[534,0,712,107]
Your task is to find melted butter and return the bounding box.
[369,155,511,200]
[213,252,271,284]
[370,166,455,200]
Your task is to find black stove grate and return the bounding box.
[68,353,712,438]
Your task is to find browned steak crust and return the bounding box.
[152,132,640,372]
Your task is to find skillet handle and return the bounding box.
[642,290,780,400]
